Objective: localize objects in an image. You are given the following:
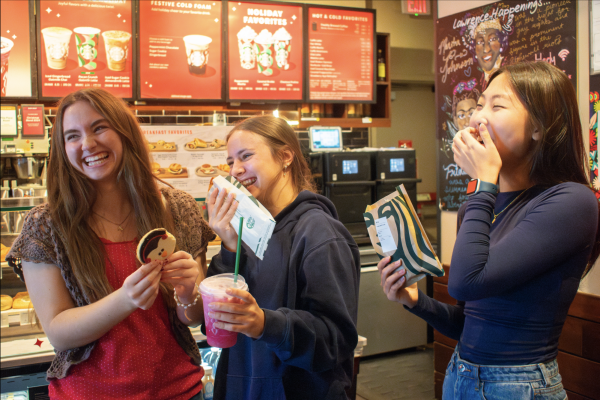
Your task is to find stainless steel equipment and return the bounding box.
[357,247,428,356]
[11,157,46,179]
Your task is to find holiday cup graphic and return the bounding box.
[272,27,291,70]
[41,27,72,70]
[254,29,273,75]
[237,26,257,70]
[74,27,100,70]
[1,37,14,96]
[102,30,131,72]
[183,35,212,75]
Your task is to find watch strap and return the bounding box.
[466,179,498,196]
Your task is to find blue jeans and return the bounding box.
[442,348,567,400]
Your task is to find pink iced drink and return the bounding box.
[200,273,248,348]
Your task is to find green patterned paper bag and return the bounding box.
[364,184,444,286]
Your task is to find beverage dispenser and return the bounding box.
[372,149,420,207]
[320,151,374,240]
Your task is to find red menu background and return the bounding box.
[307,7,374,102]
[139,0,222,100]
[22,106,45,136]
[38,0,133,98]
[228,1,303,101]
[0,0,33,97]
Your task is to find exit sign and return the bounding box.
[402,0,431,16]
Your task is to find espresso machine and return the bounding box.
[1,105,50,236]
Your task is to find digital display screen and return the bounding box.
[342,160,358,174]
[227,1,303,101]
[390,158,405,172]
[38,0,134,98]
[139,0,222,100]
[1,0,34,98]
[307,6,374,102]
[311,127,341,150]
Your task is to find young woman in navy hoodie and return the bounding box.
[206,116,361,400]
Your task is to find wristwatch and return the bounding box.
[466,179,498,196]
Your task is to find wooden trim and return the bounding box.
[568,292,600,323]
[434,371,445,400]
[434,330,458,349]
[433,282,457,305]
[434,342,454,373]
[557,351,600,399]
[564,390,594,400]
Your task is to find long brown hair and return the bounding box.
[489,62,599,276]
[48,88,176,302]
[226,116,315,205]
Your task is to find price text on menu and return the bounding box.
[307,7,374,102]
[227,1,303,101]
[38,0,133,98]
[139,0,222,100]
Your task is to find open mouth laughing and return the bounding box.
[84,152,109,167]
[240,177,257,187]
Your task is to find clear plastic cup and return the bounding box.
[200,273,248,348]
[41,27,72,70]
[102,30,131,72]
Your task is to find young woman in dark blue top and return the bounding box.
[378,62,600,400]
[205,116,360,399]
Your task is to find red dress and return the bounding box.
[50,238,203,400]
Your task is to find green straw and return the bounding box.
[233,217,244,286]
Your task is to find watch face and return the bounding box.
[466,179,478,195]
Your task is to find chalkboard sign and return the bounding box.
[435,0,577,211]
[590,73,600,200]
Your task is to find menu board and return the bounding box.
[227,1,303,102]
[37,0,134,99]
[139,0,222,100]
[1,0,35,98]
[307,6,375,102]
[435,0,577,211]
[22,105,46,136]
[141,125,231,199]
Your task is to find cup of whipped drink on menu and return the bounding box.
[200,273,248,348]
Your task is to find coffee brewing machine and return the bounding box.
[308,126,420,244]
[1,105,51,236]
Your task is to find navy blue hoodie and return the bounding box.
[207,191,361,400]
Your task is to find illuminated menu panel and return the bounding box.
[38,0,134,99]
[1,0,34,98]
[139,0,222,100]
[227,1,303,101]
[307,7,374,102]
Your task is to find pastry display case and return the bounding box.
[1,197,53,369]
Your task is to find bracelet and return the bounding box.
[174,285,201,309]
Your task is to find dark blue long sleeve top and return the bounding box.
[207,191,361,400]
[408,182,598,365]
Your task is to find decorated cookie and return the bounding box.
[136,228,177,264]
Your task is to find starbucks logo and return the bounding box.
[246,217,255,229]
[109,46,125,62]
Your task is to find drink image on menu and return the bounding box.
[183,35,212,75]
[41,27,72,69]
[272,27,292,70]
[254,29,273,76]
[1,37,13,97]
[74,27,101,70]
[237,26,257,70]
[102,30,131,72]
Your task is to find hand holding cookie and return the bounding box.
[161,251,200,303]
